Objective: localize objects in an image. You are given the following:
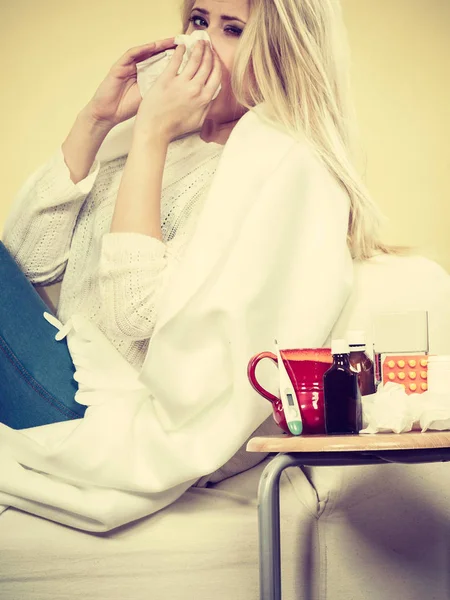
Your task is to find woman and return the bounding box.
[1,0,392,431]
[0,0,407,531]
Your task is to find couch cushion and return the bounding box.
[0,457,319,600]
[306,460,450,600]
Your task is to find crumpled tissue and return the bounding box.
[95,30,221,163]
[137,30,222,100]
[360,382,450,434]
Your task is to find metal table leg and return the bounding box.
[257,453,306,600]
[256,446,450,600]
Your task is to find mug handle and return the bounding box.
[247,352,279,403]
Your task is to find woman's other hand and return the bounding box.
[85,39,177,128]
[133,40,222,143]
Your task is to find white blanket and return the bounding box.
[0,106,353,531]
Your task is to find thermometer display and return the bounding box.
[287,393,295,406]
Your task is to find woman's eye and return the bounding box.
[189,15,243,37]
[225,27,243,37]
[189,16,208,28]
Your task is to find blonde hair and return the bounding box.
[181,0,409,260]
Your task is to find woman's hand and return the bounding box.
[85,38,177,128]
[133,40,222,143]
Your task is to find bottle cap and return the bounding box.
[347,330,366,349]
[331,339,349,355]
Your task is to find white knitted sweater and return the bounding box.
[2,133,224,369]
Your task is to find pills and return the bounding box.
[381,353,429,395]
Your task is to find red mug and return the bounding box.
[248,348,333,435]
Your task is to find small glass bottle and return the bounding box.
[324,339,361,435]
[347,330,376,396]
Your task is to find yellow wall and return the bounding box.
[0,0,449,272]
[343,0,450,272]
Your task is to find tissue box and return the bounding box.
[379,353,429,394]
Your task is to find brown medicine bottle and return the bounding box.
[324,339,361,435]
[347,331,376,396]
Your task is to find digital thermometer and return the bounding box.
[275,339,303,435]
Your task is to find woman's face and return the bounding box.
[185,0,250,124]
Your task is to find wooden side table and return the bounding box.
[246,431,450,600]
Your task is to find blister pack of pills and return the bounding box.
[380,353,429,394]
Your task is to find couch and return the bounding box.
[1,253,450,600]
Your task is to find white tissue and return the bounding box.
[360,382,450,434]
[136,30,222,100]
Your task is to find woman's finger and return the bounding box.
[162,44,187,79]
[204,50,222,98]
[119,38,176,67]
[192,44,214,86]
[180,40,206,80]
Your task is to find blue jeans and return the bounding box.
[0,241,85,429]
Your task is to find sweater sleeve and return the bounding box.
[97,232,179,342]
[1,146,101,285]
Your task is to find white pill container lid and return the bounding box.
[427,356,450,373]
[347,330,366,348]
[427,357,450,393]
[331,339,350,355]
